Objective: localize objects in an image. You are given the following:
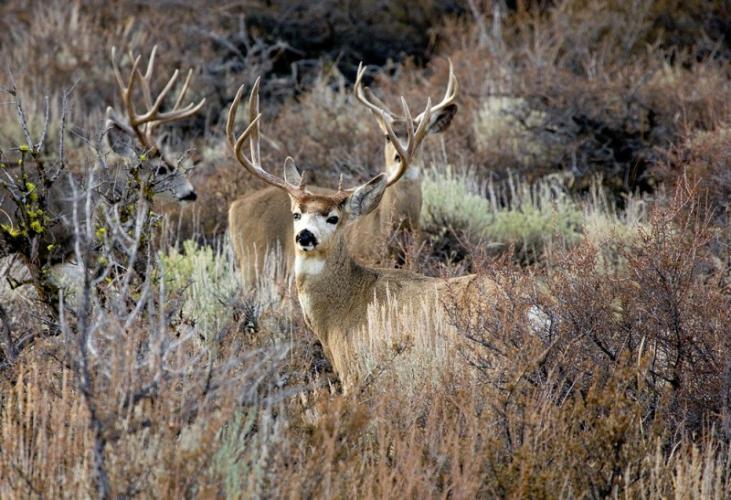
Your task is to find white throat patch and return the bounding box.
[294,255,325,276]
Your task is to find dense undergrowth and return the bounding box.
[1,0,730,497]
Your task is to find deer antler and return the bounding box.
[380,97,432,187]
[227,70,434,197]
[354,63,398,120]
[355,59,457,123]
[111,45,206,155]
[355,62,444,187]
[226,79,302,194]
[416,58,458,122]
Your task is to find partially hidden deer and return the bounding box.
[228,62,458,283]
[227,83,506,386]
[0,45,204,287]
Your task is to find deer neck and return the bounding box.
[294,234,377,342]
[379,165,422,229]
[391,162,421,183]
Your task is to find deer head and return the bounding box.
[226,79,433,258]
[354,60,458,179]
[107,45,205,202]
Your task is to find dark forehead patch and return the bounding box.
[297,200,333,213]
[295,192,347,213]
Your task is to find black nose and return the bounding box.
[180,191,197,201]
[296,229,318,248]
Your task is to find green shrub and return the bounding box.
[421,166,650,265]
[422,166,583,261]
[160,240,240,343]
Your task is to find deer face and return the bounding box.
[291,196,344,254]
[142,156,197,201]
[225,69,441,262]
[106,45,205,204]
[289,173,387,256]
[106,115,197,202]
[378,104,458,178]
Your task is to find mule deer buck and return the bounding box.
[227,83,508,386]
[0,45,204,304]
[228,62,458,283]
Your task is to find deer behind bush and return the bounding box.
[0,45,204,306]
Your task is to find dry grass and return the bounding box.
[1,0,730,497]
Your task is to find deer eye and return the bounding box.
[393,154,401,162]
[293,213,301,221]
[326,215,339,225]
[384,135,391,143]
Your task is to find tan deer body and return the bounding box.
[228,64,457,283]
[225,80,506,386]
[290,203,492,381]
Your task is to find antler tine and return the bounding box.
[382,97,432,187]
[248,77,261,170]
[111,46,127,96]
[172,68,193,111]
[354,62,397,120]
[363,88,397,117]
[226,83,295,193]
[135,44,158,110]
[416,58,458,122]
[233,115,262,171]
[111,49,154,151]
[142,44,158,82]
[227,85,260,163]
[226,84,246,150]
[442,58,457,104]
[411,97,432,156]
[144,97,206,127]
[400,96,416,151]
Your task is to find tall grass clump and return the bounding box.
[421,165,652,266]
[422,166,583,261]
[345,292,467,395]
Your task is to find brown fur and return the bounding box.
[292,197,501,386]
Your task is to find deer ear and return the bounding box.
[283,157,302,187]
[345,174,387,217]
[105,107,137,157]
[427,103,458,134]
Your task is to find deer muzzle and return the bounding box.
[295,229,318,251]
[179,190,197,202]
